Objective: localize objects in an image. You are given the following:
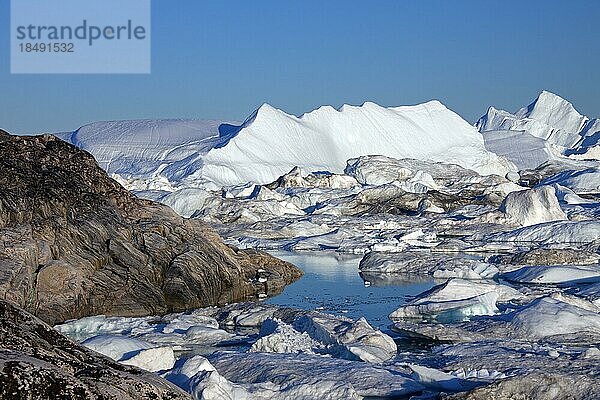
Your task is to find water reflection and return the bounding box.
[266,251,436,329]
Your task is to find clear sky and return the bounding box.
[1,0,599,134]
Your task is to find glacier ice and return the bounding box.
[389,278,522,322]
[494,185,567,227]
[478,90,600,169]
[59,100,514,192]
[502,265,600,285]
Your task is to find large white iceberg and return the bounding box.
[477,90,600,168]
[59,100,513,191]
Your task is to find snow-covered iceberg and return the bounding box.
[60,100,513,191]
[477,90,600,169]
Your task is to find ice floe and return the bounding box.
[389,278,522,322]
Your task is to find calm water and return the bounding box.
[266,251,436,330]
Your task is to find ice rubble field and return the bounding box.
[55,91,600,399]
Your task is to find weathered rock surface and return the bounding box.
[0,299,192,400]
[0,133,302,325]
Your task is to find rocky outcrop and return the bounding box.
[0,133,302,325]
[0,299,192,399]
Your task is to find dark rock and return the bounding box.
[0,299,192,400]
[0,133,302,325]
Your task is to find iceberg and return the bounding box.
[389,278,522,322]
[477,91,600,168]
[60,100,513,192]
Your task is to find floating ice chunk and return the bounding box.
[183,325,236,345]
[268,166,360,189]
[164,355,216,387]
[389,279,522,322]
[359,251,497,279]
[583,347,600,358]
[164,355,258,400]
[502,265,600,285]
[497,186,566,227]
[81,334,154,361]
[293,314,397,363]
[221,182,259,199]
[551,183,597,204]
[346,156,414,185]
[208,352,424,399]
[219,304,277,328]
[484,220,600,244]
[250,318,320,354]
[433,262,499,280]
[478,91,588,148]
[161,312,220,333]
[370,238,407,253]
[507,296,600,339]
[54,315,156,341]
[344,155,489,187]
[162,187,219,218]
[418,199,445,214]
[576,283,600,307]
[540,167,600,194]
[407,364,482,391]
[450,368,506,380]
[121,346,175,372]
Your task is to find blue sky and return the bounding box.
[1,0,599,134]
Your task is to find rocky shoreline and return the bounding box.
[0,132,301,325]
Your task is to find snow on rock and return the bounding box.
[389,279,522,322]
[502,265,600,285]
[208,352,424,399]
[496,186,567,227]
